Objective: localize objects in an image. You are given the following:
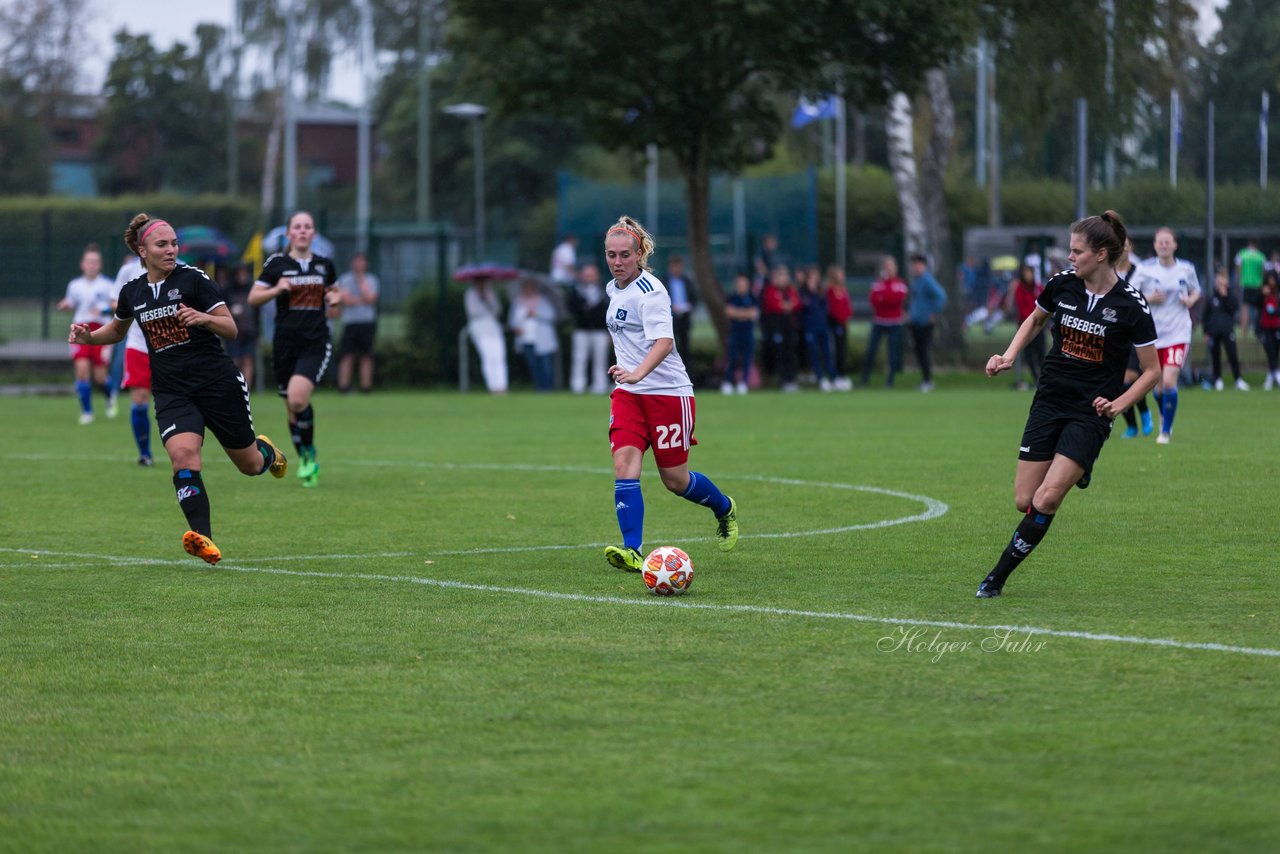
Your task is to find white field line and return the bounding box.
[4,547,1278,659]
[4,454,949,542]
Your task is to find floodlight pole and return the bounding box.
[444,103,488,260]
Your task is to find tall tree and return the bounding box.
[1203,0,1280,183]
[95,31,229,194]
[450,0,975,348]
[0,73,50,193]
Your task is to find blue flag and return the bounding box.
[792,95,838,128]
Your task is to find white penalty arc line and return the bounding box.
[4,548,1278,659]
[5,453,950,542]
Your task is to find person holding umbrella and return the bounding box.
[248,210,340,487]
[460,264,519,394]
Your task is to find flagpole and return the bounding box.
[1262,91,1270,189]
[1170,89,1179,188]
[835,91,847,270]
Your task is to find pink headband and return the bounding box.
[139,219,170,244]
[607,226,643,247]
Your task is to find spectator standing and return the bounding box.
[907,254,948,392]
[1006,264,1046,391]
[1132,228,1201,444]
[721,272,758,394]
[861,256,909,388]
[509,279,559,391]
[464,277,508,394]
[59,245,118,424]
[1259,271,1280,389]
[223,263,259,392]
[760,265,801,391]
[1201,269,1248,391]
[550,234,578,285]
[666,255,695,361]
[335,252,379,394]
[800,267,836,390]
[1234,238,1266,331]
[567,262,611,394]
[825,265,854,390]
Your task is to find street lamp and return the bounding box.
[443,102,488,260]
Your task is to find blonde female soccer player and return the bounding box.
[601,215,738,571]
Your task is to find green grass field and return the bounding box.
[2,383,1278,852]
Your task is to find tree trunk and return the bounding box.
[885,92,927,258]
[260,89,284,224]
[677,129,728,353]
[920,69,964,350]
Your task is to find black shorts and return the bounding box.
[1242,288,1262,309]
[273,337,333,394]
[154,372,257,450]
[339,322,376,357]
[1018,397,1112,469]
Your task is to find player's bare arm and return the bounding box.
[610,338,673,385]
[177,303,238,340]
[988,307,1049,377]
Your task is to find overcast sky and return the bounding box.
[84,0,1228,103]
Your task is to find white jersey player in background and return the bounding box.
[601,215,738,573]
[1131,227,1201,444]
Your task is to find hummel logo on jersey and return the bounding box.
[133,304,146,311]
[1059,302,1079,310]
[615,308,628,321]
[1019,445,1031,453]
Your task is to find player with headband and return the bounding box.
[601,214,739,572]
[70,213,288,566]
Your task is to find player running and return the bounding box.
[1130,228,1201,444]
[70,213,288,565]
[601,215,739,572]
[977,211,1159,598]
[58,245,118,424]
[249,211,340,487]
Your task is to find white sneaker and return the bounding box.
[819,378,833,392]
[735,382,748,395]
[78,412,94,425]
[1156,433,1171,445]
[720,381,734,395]
[1266,372,1276,391]
[835,376,852,391]
[1214,378,1224,391]
[1235,378,1250,391]
[919,381,935,393]
[106,394,119,418]
[781,382,800,393]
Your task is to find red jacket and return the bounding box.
[868,276,908,325]
[761,283,800,316]
[827,286,853,325]
[1261,292,1280,331]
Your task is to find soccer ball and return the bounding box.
[642,546,694,596]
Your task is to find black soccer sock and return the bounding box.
[984,504,1056,587]
[296,405,315,451]
[1120,382,1138,430]
[1135,393,1149,415]
[290,418,303,454]
[255,437,277,475]
[174,469,211,538]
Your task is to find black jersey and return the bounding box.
[115,264,239,395]
[258,252,337,343]
[1035,269,1158,412]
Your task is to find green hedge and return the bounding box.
[0,194,258,298]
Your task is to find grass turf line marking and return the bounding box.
[6,453,949,542]
[6,547,1278,659]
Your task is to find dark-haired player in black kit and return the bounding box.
[977,211,1160,598]
[249,210,339,488]
[70,214,288,566]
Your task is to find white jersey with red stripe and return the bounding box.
[64,275,116,324]
[1131,257,1200,348]
[605,271,693,397]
